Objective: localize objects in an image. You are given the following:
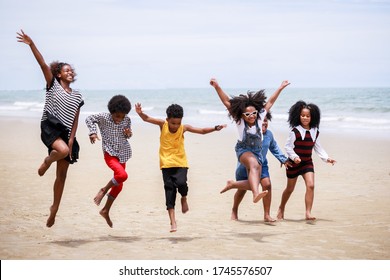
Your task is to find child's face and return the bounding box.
[57,64,75,83]
[167,117,182,133]
[242,106,258,126]
[111,112,126,124]
[262,117,268,134]
[300,108,311,128]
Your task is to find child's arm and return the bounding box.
[135,103,165,128]
[85,114,101,144]
[285,130,301,163]
[184,124,226,134]
[68,108,80,161]
[314,137,336,165]
[268,132,288,164]
[123,117,132,139]
[16,30,53,87]
[264,80,290,112]
[210,78,231,110]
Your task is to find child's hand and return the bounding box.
[293,157,301,164]
[16,29,33,45]
[214,124,227,131]
[283,160,293,169]
[327,158,336,165]
[280,80,290,89]
[210,78,219,88]
[89,133,100,144]
[123,128,132,138]
[135,103,142,114]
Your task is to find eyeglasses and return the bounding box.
[242,111,258,117]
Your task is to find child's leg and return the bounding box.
[94,180,115,206]
[302,172,316,220]
[39,138,69,176]
[238,152,267,203]
[220,179,252,193]
[231,189,246,220]
[181,197,189,214]
[95,154,127,205]
[46,159,69,227]
[277,177,298,220]
[168,208,177,232]
[162,169,178,231]
[260,177,275,222]
[174,168,189,214]
[100,196,114,228]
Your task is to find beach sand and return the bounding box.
[0,117,389,260]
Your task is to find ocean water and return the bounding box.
[1,87,389,137]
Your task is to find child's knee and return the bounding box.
[115,171,128,183]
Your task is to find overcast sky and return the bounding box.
[1,0,389,90]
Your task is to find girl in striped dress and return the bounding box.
[277,101,336,221]
[17,30,84,227]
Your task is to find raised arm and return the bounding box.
[210,78,231,110]
[264,80,290,112]
[16,29,53,86]
[135,103,165,128]
[184,124,226,134]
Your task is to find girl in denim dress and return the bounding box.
[210,78,290,203]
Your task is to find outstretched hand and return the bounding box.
[215,124,227,131]
[135,103,143,114]
[16,29,33,45]
[280,80,290,89]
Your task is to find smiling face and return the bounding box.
[300,108,311,129]
[242,106,258,127]
[57,64,75,83]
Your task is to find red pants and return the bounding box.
[104,152,128,199]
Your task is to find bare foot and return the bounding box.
[253,190,268,203]
[276,208,284,220]
[94,188,106,206]
[220,180,235,194]
[38,157,51,176]
[181,197,189,214]
[231,210,238,221]
[305,213,316,221]
[100,209,113,228]
[46,206,57,227]
[170,221,177,232]
[264,215,276,223]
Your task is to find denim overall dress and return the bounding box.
[235,120,263,165]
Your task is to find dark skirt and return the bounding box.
[40,114,79,164]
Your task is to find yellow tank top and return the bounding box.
[159,121,188,169]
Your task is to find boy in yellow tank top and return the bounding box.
[135,103,226,232]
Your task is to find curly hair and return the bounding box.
[49,61,77,82]
[166,104,184,118]
[107,95,131,114]
[265,111,272,121]
[288,100,321,128]
[228,90,267,123]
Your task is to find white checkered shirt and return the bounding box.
[85,112,132,163]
